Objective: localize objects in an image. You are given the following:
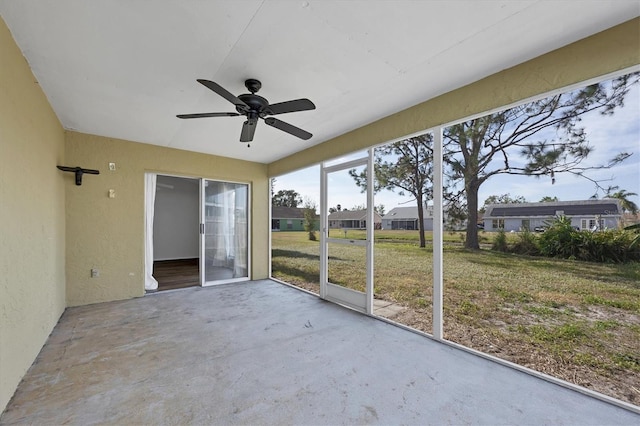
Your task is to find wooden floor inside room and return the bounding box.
[153,258,199,291]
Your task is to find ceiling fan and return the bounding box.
[177,79,315,143]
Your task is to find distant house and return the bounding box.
[382,206,465,230]
[328,209,382,229]
[272,206,319,231]
[622,212,640,227]
[382,206,435,230]
[482,199,623,232]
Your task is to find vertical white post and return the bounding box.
[433,128,444,340]
[365,148,375,315]
[319,165,328,299]
[268,178,273,279]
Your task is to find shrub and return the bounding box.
[582,229,639,263]
[302,206,317,241]
[510,228,540,256]
[538,216,580,258]
[538,216,639,263]
[491,228,508,252]
[627,224,640,252]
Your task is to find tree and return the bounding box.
[480,193,527,213]
[350,134,433,247]
[349,203,386,215]
[302,199,318,241]
[328,204,342,213]
[539,196,559,202]
[272,189,302,208]
[483,194,527,205]
[444,72,638,249]
[604,187,638,215]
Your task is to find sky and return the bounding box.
[273,79,639,214]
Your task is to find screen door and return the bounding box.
[320,152,374,313]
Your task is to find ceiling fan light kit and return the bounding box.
[177,79,315,144]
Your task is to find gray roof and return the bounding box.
[272,206,316,219]
[328,209,382,221]
[383,206,432,220]
[485,200,621,218]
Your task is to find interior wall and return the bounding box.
[153,175,199,261]
[64,132,269,307]
[268,18,640,177]
[0,16,66,413]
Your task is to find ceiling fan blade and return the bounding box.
[197,79,248,109]
[240,118,258,142]
[176,112,240,119]
[266,98,316,115]
[264,117,312,140]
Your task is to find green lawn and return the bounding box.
[271,230,640,405]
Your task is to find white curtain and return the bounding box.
[205,181,248,279]
[223,184,233,261]
[234,184,248,277]
[210,182,229,268]
[144,173,158,290]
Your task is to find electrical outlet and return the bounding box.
[91,268,99,278]
[108,189,116,198]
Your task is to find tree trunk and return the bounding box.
[465,179,480,250]
[416,194,426,248]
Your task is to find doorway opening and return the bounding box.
[153,175,200,291]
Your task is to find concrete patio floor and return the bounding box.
[2,280,639,425]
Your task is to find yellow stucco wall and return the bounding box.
[64,132,269,307]
[269,18,640,177]
[0,17,66,412]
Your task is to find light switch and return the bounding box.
[108,189,116,198]
[108,162,116,171]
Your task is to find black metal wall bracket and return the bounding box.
[56,166,100,186]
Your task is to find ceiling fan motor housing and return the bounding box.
[237,93,269,116]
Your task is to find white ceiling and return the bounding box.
[1,1,638,164]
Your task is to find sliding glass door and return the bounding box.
[201,180,249,285]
